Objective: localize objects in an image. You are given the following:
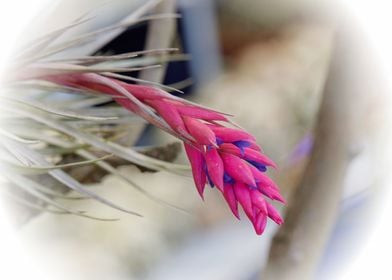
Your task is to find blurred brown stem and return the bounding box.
[261,19,371,279]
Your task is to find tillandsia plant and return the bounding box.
[0,0,284,234]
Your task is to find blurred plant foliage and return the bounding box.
[0,0,188,222]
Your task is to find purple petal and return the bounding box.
[216,137,224,145]
[233,140,251,155]
[221,153,256,187]
[247,160,267,172]
[219,143,273,170]
[289,133,314,164]
[223,172,235,184]
[243,148,277,168]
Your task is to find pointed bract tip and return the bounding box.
[266,202,284,225]
[223,183,240,219]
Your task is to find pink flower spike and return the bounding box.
[254,211,268,235]
[223,183,240,219]
[250,189,268,214]
[266,202,284,225]
[183,116,217,146]
[184,143,206,199]
[207,126,256,143]
[42,72,284,235]
[233,182,254,220]
[205,148,224,191]
[220,153,256,187]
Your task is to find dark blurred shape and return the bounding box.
[96,15,193,95]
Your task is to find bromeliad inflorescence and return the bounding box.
[41,72,285,235]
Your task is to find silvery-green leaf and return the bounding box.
[1,154,113,175]
[3,96,119,121]
[3,101,190,174]
[47,48,178,64]
[25,6,175,62]
[4,173,119,221]
[2,189,70,214]
[15,12,94,60]
[4,139,143,217]
[19,63,162,80]
[6,177,118,221]
[97,53,188,71]
[76,149,190,215]
[0,128,39,144]
[102,72,184,94]
[18,178,88,200]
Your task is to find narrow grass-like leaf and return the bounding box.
[0,128,40,144]
[4,97,119,121]
[2,189,70,214]
[14,14,94,61]
[76,149,190,215]
[2,100,190,173]
[1,140,34,166]
[8,80,114,97]
[102,72,184,94]
[19,63,162,80]
[97,53,189,71]
[166,78,194,92]
[3,139,143,216]
[4,173,119,221]
[20,179,88,200]
[25,12,178,63]
[1,154,113,175]
[46,48,178,64]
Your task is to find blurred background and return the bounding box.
[2,0,391,279]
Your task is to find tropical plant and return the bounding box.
[0,0,284,234]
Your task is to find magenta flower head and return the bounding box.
[42,72,285,235]
[182,126,285,235]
